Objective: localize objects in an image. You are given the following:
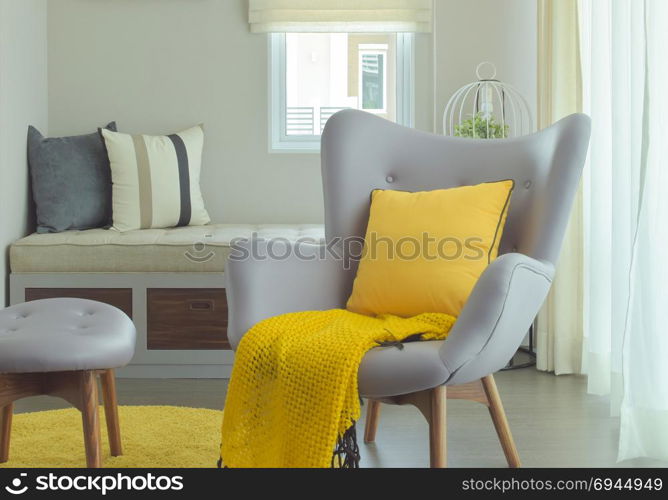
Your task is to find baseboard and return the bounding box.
[116,364,232,379]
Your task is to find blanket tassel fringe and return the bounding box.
[332,423,360,469]
[218,427,361,469]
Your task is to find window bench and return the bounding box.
[10,224,324,379]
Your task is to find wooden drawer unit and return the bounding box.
[147,288,229,350]
[25,288,133,318]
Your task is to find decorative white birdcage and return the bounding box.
[443,62,534,139]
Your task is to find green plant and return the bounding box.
[454,113,509,139]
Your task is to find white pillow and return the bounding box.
[102,125,210,232]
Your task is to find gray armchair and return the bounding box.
[226,110,591,468]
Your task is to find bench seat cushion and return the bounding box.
[10,224,324,273]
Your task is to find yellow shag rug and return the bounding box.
[0,406,221,468]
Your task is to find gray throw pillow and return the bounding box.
[28,122,117,233]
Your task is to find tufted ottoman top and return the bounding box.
[0,298,136,374]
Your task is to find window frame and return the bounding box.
[269,32,415,154]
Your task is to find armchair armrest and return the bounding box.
[441,253,554,385]
[225,239,355,349]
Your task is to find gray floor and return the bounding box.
[13,368,667,468]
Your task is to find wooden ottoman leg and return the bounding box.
[100,370,123,456]
[0,403,13,463]
[80,371,101,468]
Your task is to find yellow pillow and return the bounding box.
[346,180,514,318]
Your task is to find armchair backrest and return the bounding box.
[321,110,591,266]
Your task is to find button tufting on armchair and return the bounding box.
[225,110,591,468]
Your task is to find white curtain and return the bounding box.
[248,0,432,33]
[581,0,668,461]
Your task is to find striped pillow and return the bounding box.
[102,125,210,232]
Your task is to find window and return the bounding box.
[270,33,414,152]
[359,45,388,113]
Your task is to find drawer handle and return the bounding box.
[189,300,214,312]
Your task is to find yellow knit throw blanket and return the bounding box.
[220,309,456,468]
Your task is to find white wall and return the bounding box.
[0,0,48,306]
[46,0,536,224]
[48,0,324,225]
[432,0,537,133]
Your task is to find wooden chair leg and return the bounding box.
[481,374,521,468]
[80,371,102,468]
[429,385,447,468]
[364,400,382,443]
[0,403,13,463]
[100,370,123,456]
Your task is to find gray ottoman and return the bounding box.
[0,298,135,467]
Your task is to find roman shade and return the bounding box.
[248,0,433,33]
